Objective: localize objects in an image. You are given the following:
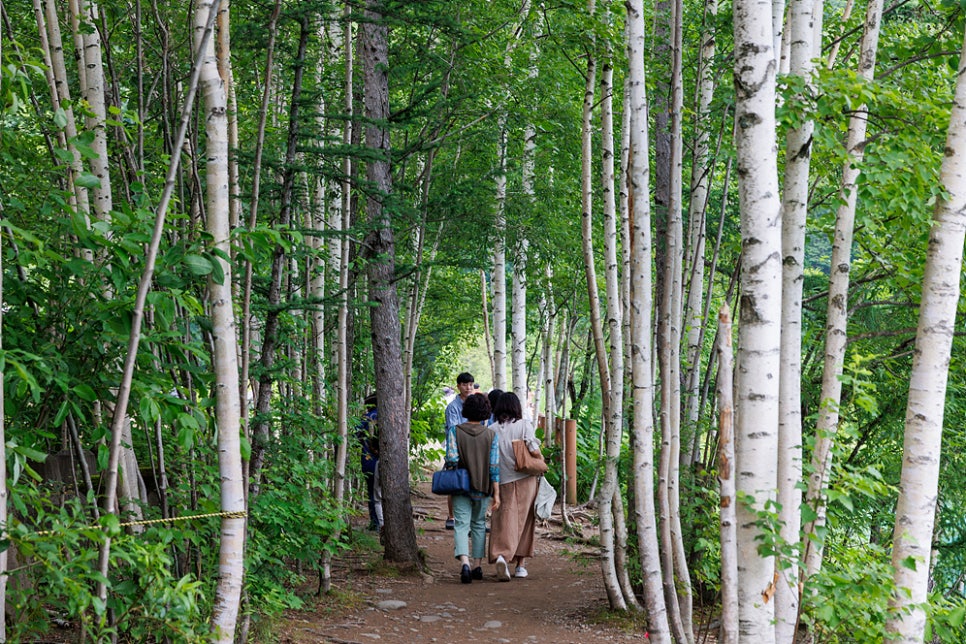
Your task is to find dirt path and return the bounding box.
[276,480,647,643]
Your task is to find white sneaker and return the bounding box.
[514,566,528,578]
[496,555,511,582]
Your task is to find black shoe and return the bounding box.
[471,566,483,580]
[460,564,472,584]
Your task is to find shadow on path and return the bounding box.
[277,478,647,643]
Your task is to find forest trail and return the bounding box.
[276,478,649,643]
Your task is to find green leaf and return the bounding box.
[801,504,819,523]
[53,400,71,427]
[176,425,194,451]
[14,445,48,462]
[73,383,97,402]
[209,254,225,284]
[100,513,121,537]
[75,172,102,189]
[183,254,212,276]
[901,556,918,571]
[53,107,68,128]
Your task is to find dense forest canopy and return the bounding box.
[1,0,966,641]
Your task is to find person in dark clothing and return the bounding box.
[356,394,382,530]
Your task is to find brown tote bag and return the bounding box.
[512,439,548,476]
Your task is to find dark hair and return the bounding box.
[456,372,475,385]
[364,393,377,410]
[462,393,491,422]
[494,391,523,424]
[487,388,504,411]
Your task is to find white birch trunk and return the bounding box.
[593,51,627,610]
[542,267,556,444]
[493,116,509,391]
[216,0,239,230]
[732,0,782,636]
[803,0,883,579]
[627,0,671,637]
[512,113,531,398]
[37,0,91,231]
[681,0,716,466]
[717,308,738,644]
[74,0,113,224]
[776,0,822,638]
[195,1,246,638]
[885,25,966,641]
[666,0,693,635]
[320,11,352,585]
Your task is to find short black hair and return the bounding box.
[462,393,491,422]
[487,388,504,411]
[494,391,523,424]
[456,372,475,385]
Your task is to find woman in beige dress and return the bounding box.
[488,391,541,581]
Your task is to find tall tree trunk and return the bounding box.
[492,111,508,390]
[803,0,883,579]
[321,6,353,593]
[37,0,91,233]
[681,0,717,467]
[239,0,282,458]
[588,33,626,609]
[491,2,530,391]
[732,0,781,636]
[541,268,556,443]
[626,0,671,638]
[665,0,694,636]
[511,233,529,400]
[481,270,497,384]
[885,24,966,641]
[776,0,823,637]
[249,18,311,496]
[717,308,738,644]
[73,0,113,225]
[196,1,246,635]
[361,0,421,565]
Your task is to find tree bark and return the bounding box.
[681,0,717,467]
[361,0,421,565]
[717,308,738,644]
[776,0,823,637]
[803,0,883,579]
[248,18,311,497]
[196,0,246,634]
[626,0,672,638]
[732,0,782,636]
[885,23,966,641]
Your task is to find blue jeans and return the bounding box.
[452,494,490,560]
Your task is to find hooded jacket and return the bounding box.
[455,421,496,496]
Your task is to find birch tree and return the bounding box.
[776,0,822,636]
[588,22,628,608]
[681,0,717,466]
[626,0,671,638]
[193,1,246,637]
[803,0,884,578]
[717,308,738,644]
[885,24,966,641]
[732,0,782,637]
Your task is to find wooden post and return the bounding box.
[565,418,577,504]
